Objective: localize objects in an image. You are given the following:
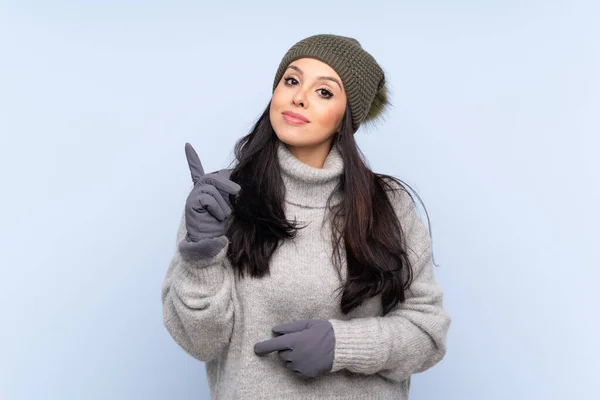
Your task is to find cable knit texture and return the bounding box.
[162,140,450,399]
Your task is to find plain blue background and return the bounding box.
[1,1,598,399]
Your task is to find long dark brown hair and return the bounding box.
[226,102,432,316]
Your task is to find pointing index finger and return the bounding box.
[185,142,205,183]
[254,334,296,357]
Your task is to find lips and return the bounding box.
[282,111,310,125]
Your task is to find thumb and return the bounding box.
[271,320,314,335]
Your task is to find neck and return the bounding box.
[285,138,335,169]
[276,139,344,208]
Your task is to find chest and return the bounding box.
[235,204,383,323]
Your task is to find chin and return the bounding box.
[272,121,301,141]
[274,128,318,148]
[271,117,335,149]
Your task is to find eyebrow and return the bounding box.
[287,65,343,91]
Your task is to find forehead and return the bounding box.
[286,57,341,80]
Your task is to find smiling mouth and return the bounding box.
[282,113,309,125]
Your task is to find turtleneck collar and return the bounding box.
[276,139,344,208]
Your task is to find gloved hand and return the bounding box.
[254,319,335,379]
[183,142,241,242]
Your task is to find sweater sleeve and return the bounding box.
[161,210,236,363]
[327,186,451,382]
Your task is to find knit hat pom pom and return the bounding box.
[365,83,390,122]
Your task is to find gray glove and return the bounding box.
[178,142,240,261]
[254,319,335,379]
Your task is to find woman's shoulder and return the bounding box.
[375,173,415,215]
[375,173,432,251]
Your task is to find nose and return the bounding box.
[292,88,308,109]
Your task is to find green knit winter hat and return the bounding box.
[272,33,388,133]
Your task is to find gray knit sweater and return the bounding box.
[162,140,451,399]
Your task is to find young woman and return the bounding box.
[162,33,451,399]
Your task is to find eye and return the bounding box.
[284,76,334,99]
[318,88,333,99]
[284,76,299,86]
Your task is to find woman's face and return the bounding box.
[270,58,347,152]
